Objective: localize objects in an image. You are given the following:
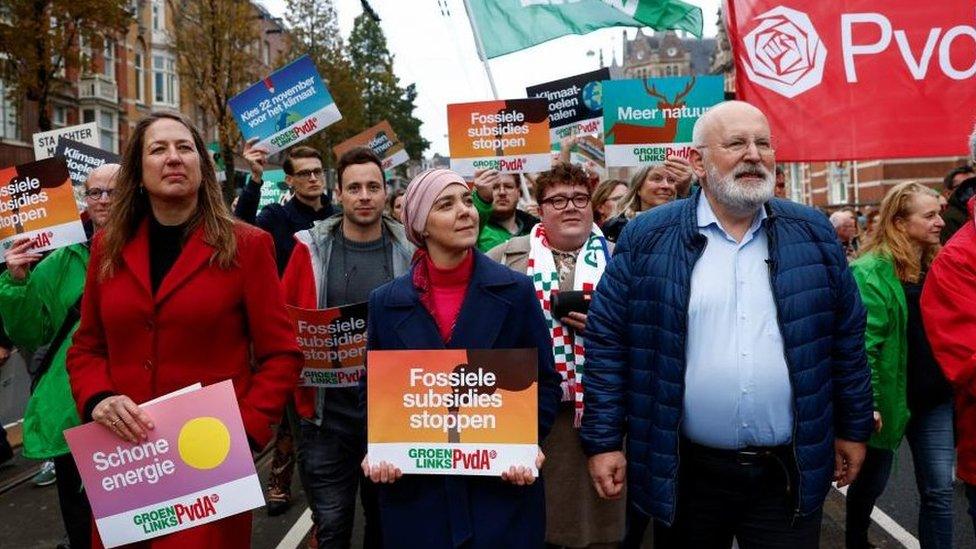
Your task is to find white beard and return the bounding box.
[706,162,775,215]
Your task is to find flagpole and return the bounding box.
[461,0,500,99]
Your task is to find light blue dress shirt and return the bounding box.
[681,196,794,450]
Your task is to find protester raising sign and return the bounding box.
[32,122,99,160]
[602,75,723,167]
[447,99,551,177]
[367,348,538,476]
[287,303,367,388]
[0,158,85,255]
[527,68,609,148]
[333,120,410,171]
[726,0,976,160]
[257,169,290,209]
[229,55,342,155]
[63,381,263,548]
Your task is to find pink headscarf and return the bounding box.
[401,169,467,248]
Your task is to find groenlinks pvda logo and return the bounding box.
[741,6,827,98]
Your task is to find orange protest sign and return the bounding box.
[332,120,409,171]
[367,348,538,476]
[287,303,367,388]
[447,99,551,177]
[0,157,85,254]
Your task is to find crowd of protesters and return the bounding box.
[1,103,975,549]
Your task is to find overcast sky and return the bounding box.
[258,0,723,156]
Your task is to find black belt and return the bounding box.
[683,439,792,467]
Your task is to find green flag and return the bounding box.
[467,0,703,59]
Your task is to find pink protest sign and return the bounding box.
[64,380,263,547]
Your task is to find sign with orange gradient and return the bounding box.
[0,157,85,255]
[367,349,538,476]
[286,303,367,388]
[64,381,262,548]
[447,99,551,177]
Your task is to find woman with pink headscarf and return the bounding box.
[360,169,561,548]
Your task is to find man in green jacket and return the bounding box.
[0,163,119,549]
[472,168,538,252]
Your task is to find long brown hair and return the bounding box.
[98,111,237,279]
[616,164,673,219]
[591,178,626,224]
[861,181,941,283]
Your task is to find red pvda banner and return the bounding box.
[725,0,976,161]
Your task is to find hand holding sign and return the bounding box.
[500,448,545,486]
[361,456,403,484]
[242,138,268,182]
[92,395,155,444]
[3,238,43,281]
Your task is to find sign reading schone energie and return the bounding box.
[367,349,538,476]
[447,99,551,177]
[287,303,367,388]
[0,157,86,255]
[527,68,609,147]
[229,55,342,155]
[602,75,723,167]
[64,381,263,548]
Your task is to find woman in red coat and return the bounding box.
[67,111,302,548]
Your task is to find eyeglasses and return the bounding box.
[541,194,590,210]
[84,188,114,200]
[699,137,775,156]
[292,168,324,180]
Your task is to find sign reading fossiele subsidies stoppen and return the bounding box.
[526,67,609,147]
[286,302,367,388]
[0,158,85,255]
[63,381,263,548]
[603,75,723,167]
[368,349,538,476]
[447,99,551,177]
[229,55,341,155]
[32,122,99,160]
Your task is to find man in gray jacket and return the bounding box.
[283,147,414,548]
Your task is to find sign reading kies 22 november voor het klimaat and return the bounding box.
[526,67,610,148]
[229,55,342,155]
[0,157,85,255]
[447,99,551,177]
[64,381,263,548]
[367,348,538,476]
[603,75,724,167]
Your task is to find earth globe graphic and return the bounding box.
[581,81,603,112]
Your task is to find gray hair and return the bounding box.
[829,210,854,229]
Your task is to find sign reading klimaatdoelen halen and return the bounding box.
[527,67,610,148]
[367,348,538,476]
[447,99,551,177]
[0,157,86,255]
[287,302,368,388]
[229,55,342,155]
[333,120,410,171]
[64,381,263,548]
[603,75,724,167]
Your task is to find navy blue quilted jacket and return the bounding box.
[580,191,873,524]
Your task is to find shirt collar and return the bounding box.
[696,193,767,242]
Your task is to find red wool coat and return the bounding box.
[921,202,976,485]
[67,220,302,548]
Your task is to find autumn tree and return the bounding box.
[167,0,262,202]
[0,0,131,131]
[284,0,365,172]
[347,13,429,163]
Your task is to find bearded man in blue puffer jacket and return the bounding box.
[580,101,874,549]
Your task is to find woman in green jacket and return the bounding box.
[846,182,953,549]
[0,163,118,549]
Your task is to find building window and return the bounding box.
[103,39,115,81]
[83,108,117,152]
[52,105,68,128]
[828,161,850,204]
[263,40,271,66]
[135,44,146,102]
[152,0,163,31]
[0,80,19,140]
[152,51,178,107]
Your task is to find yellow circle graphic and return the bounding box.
[178,417,231,470]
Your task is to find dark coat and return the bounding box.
[364,251,562,549]
[233,177,334,274]
[581,190,873,524]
